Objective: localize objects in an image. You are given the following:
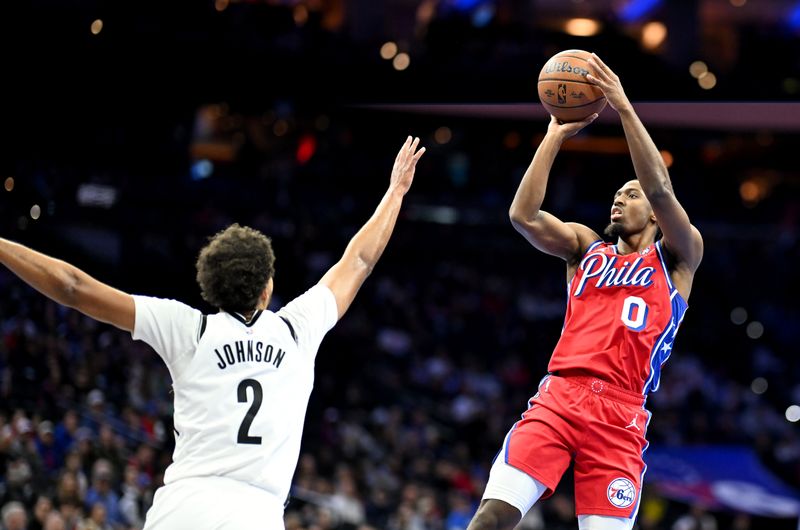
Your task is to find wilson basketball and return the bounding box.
[538,49,606,122]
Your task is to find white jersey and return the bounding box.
[132,284,338,506]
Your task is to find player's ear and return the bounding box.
[259,277,274,309]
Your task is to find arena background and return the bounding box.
[1,1,799,529]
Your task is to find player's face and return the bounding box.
[604,180,654,237]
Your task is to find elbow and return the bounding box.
[58,268,83,308]
[509,206,536,229]
[354,254,376,278]
[645,169,673,196]
[508,206,524,226]
[644,184,674,204]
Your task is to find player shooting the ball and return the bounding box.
[467,54,703,530]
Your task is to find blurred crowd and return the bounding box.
[4,0,800,529]
[2,81,799,530]
[0,211,797,530]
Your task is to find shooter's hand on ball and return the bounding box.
[586,53,632,114]
[546,113,598,142]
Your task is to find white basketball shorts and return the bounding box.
[143,476,285,529]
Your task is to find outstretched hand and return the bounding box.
[586,53,632,114]
[547,113,598,141]
[390,136,426,195]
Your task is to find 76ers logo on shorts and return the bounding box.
[607,477,636,508]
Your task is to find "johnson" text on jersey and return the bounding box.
[214,341,286,370]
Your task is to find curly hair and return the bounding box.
[196,224,275,313]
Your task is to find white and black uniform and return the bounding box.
[133,284,338,529]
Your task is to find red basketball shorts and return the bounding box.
[500,373,650,518]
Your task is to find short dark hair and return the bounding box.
[196,224,275,313]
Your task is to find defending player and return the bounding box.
[468,55,703,530]
[0,136,425,529]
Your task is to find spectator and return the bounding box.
[52,413,78,465]
[29,496,53,530]
[35,423,60,478]
[42,513,66,530]
[83,461,121,529]
[1,501,28,530]
[78,504,111,530]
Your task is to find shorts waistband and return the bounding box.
[552,372,645,406]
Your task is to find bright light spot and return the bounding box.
[660,150,673,168]
[417,0,436,24]
[407,205,459,225]
[4,177,14,192]
[296,134,317,164]
[30,205,41,220]
[380,42,398,60]
[689,61,707,78]
[91,19,103,35]
[76,184,118,208]
[751,377,768,395]
[698,72,717,89]
[618,0,663,22]
[641,21,667,50]
[786,405,800,423]
[273,119,289,137]
[730,307,747,325]
[740,180,758,201]
[730,0,746,6]
[739,180,763,206]
[783,78,799,94]
[191,160,214,180]
[293,5,308,25]
[215,0,229,11]
[746,321,764,339]
[434,127,452,145]
[472,3,495,27]
[393,53,410,71]
[564,18,601,37]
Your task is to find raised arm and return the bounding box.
[587,53,703,272]
[319,136,425,319]
[0,239,135,331]
[509,115,602,264]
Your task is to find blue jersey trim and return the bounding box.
[586,239,604,253]
[502,378,547,464]
[642,292,688,394]
[654,240,674,291]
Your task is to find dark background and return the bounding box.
[1,1,799,529]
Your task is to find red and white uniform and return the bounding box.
[551,239,688,394]
[500,240,688,519]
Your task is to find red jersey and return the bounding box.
[548,240,688,395]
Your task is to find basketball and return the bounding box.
[538,49,607,122]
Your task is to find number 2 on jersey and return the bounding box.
[237,379,263,445]
[621,296,648,331]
